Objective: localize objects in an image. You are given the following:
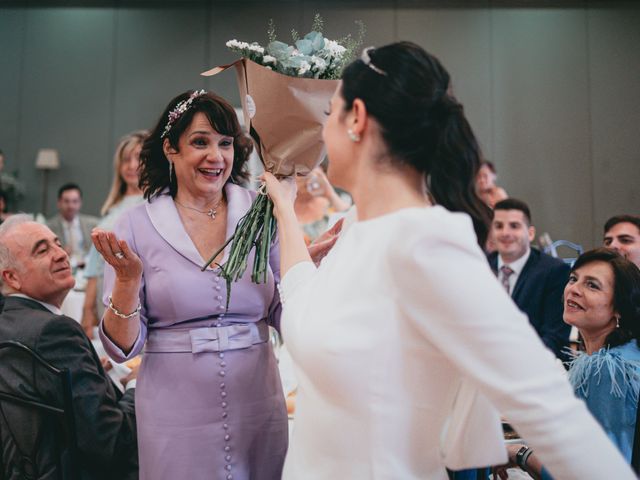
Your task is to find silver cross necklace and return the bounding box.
[174,197,224,220]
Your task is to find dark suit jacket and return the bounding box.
[0,296,137,480]
[488,249,571,360]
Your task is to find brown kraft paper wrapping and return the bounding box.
[202,58,338,177]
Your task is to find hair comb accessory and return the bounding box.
[161,89,207,138]
[361,47,387,76]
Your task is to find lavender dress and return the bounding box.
[100,182,287,480]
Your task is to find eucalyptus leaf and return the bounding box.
[305,31,325,51]
[286,55,311,67]
[267,40,294,60]
[295,39,313,56]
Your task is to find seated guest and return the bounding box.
[47,183,99,267]
[0,149,24,211]
[0,189,9,223]
[0,215,138,479]
[475,160,507,209]
[604,214,640,269]
[488,198,571,359]
[496,248,640,479]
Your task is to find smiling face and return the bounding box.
[563,261,617,339]
[491,209,535,263]
[604,222,640,269]
[165,112,234,202]
[1,222,75,307]
[57,188,82,222]
[119,142,142,191]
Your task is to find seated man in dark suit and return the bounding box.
[488,199,571,360]
[0,215,138,479]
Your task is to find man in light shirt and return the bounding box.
[0,215,137,479]
[488,198,571,360]
[47,183,98,267]
[603,214,640,269]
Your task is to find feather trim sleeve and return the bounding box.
[567,346,640,403]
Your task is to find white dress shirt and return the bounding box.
[62,216,84,258]
[279,206,633,480]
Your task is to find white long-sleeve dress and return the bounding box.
[279,206,634,479]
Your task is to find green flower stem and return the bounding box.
[201,191,277,310]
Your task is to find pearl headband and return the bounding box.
[361,47,387,76]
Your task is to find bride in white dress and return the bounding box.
[263,42,634,479]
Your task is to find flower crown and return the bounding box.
[161,89,207,138]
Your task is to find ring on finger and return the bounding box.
[114,251,125,260]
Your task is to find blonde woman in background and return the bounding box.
[81,130,147,338]
[476,160,507,209]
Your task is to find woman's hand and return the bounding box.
[308,218,344,266]
[91,229,142,282]
[262,172,297,218]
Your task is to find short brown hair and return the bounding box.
[494,198,532,225]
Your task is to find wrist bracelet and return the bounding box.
[108,295,141,319]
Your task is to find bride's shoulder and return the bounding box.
[392,206,476,242]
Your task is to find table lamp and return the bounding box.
[35,148,60,216]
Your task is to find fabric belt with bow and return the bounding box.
[145,319,269,354]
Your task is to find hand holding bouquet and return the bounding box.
[201,15,364,305]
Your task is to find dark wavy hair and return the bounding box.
[340,41,492,246]
[571,248,640,349]
[604,214,640,235]
[139,90,252,200]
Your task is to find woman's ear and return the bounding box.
[163,138,177,158]
[350,98,368,137]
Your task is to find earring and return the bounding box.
[168,161,173,183]
[616,316,621,328]
[347,129,361,143]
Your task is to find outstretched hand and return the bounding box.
[308,218,344,266]
[91,229,143,282]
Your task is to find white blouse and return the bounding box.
[280,206,633,479]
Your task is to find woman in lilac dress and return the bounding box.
[92,90,287,480]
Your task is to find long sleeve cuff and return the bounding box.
[98,319,143,363]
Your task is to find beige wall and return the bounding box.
[0,1,638,247]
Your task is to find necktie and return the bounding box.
[500,265,514,294]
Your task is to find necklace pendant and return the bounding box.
[207,208,217,219]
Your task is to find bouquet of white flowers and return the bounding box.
[225,15,363,80]
[202,15,364,305]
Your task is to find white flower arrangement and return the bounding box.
[225,14,365,80]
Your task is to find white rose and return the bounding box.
[298,61,311,75]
